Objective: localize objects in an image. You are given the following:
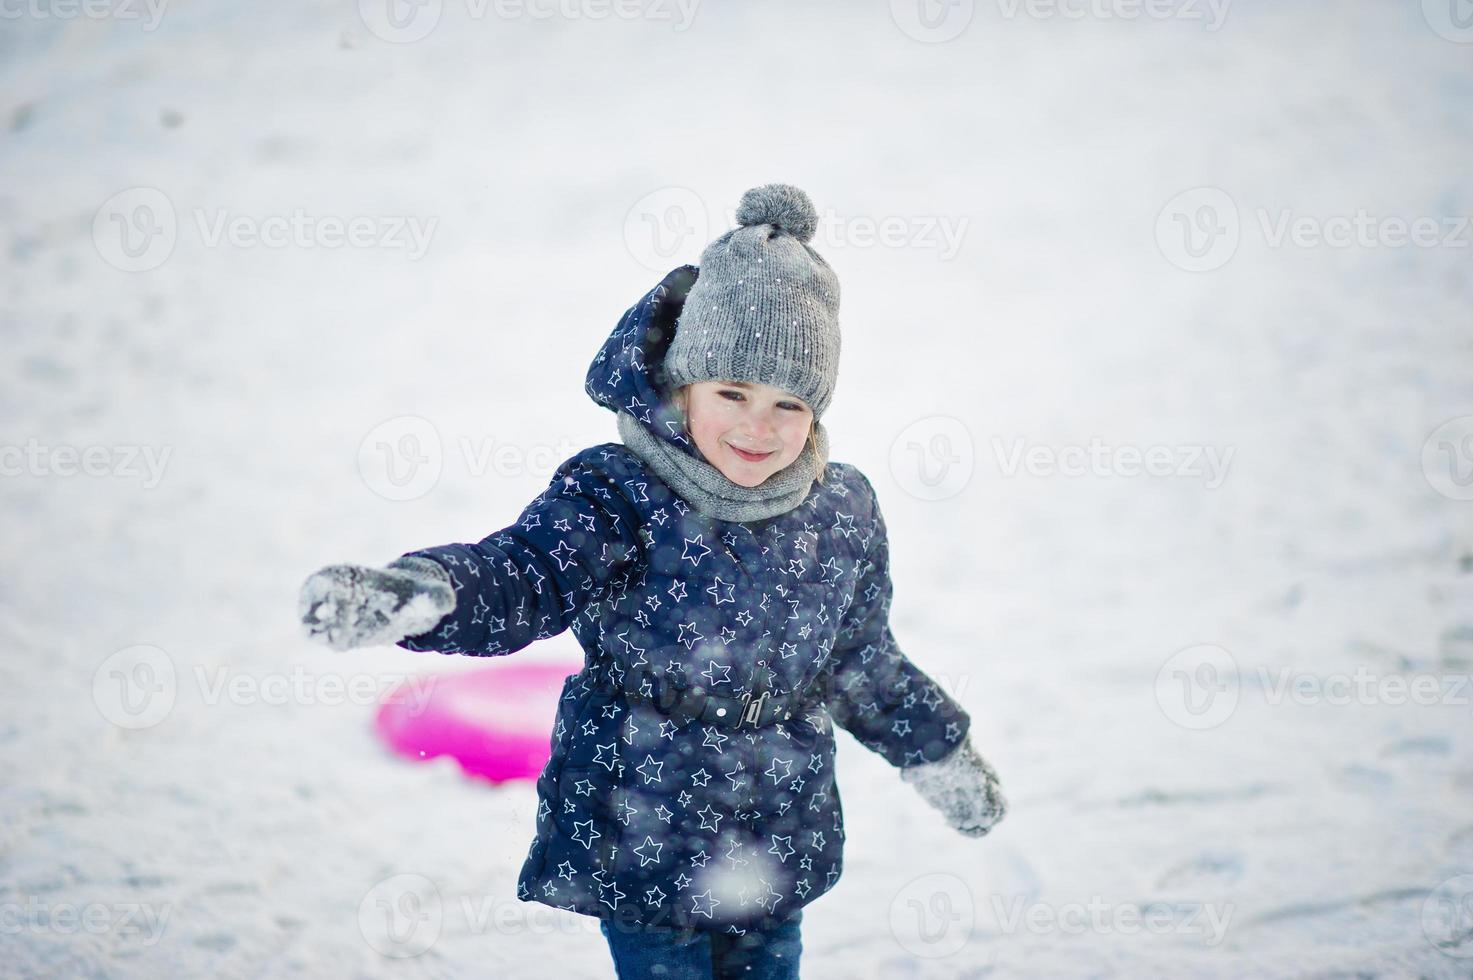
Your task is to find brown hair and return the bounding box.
[672,384,826,486]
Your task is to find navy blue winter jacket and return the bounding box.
[394,265,971,934]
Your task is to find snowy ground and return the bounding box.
[3,1,1473,976]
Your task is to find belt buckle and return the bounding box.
[740,690,768,728]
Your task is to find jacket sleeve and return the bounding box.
[391,447,646,657]
[820,470,972,768]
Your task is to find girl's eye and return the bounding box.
[718,390,807,413]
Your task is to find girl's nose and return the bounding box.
[743,416,777,441]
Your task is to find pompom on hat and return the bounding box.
[662,183,842,419]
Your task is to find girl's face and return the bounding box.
[679,380,814,487]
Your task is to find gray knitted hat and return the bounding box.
[663,184,842,418]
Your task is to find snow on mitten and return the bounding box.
[900,740,1009,838]
[298,557,455,651]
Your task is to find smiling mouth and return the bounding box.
[729,444,774,462]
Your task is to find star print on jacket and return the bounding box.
[394,265,971,933]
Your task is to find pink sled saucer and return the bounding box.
[374,659,581,784]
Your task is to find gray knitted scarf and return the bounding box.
[615,409,828,524]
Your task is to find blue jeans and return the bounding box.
[599,910,802,979]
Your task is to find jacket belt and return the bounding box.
[610,668,813,730]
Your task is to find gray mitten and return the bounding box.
[900,740,1008,838]
[298,557,455,651]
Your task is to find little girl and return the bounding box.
[300,184,1007,979]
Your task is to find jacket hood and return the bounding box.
[583,264,709,464]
